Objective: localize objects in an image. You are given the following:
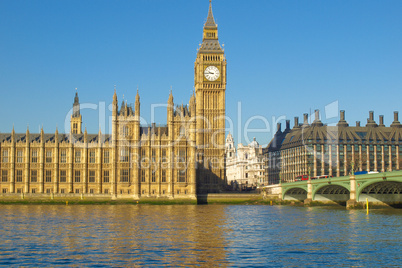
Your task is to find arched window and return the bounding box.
[179,127,185,136]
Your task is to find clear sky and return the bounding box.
[1,0,402,147]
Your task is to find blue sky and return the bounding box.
[1,0,401,147]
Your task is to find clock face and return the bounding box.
[204,66,220,81]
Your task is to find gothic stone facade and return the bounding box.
[264,110,402,185]
[0,2,226,199]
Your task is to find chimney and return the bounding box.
[303,113,309,125]
[277,123,281,132]
[356,121,360,127]
[379,115,384,126]
[337,110,348,127]
[294,117,299,128]
[391,111,402,128]
[366,111,377,127]
[315,110,320,121]
[369,111,374,121]
[340,110,345,121]
[286,120,290,130]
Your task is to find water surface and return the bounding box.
[0,205,400,267]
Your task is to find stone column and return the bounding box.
[336,145,340,177]
[83,145,88,194]
[389,145,392,171]
[321,144,325,176]
[10,142,15,193]
[374,145,377,172]
[39,141,45,193]
[381,145,385,172]
[68,144,73,193]
[366,145,370,172]
[346,174,357,209]
[313,145,317,177]
[304,178,313,205]
[24,141,30,193]
[97,146,102,194]
[328,145,332,177]
[54,146,59,194]
[344,145,347,176]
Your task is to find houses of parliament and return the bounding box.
[0,2,226,199]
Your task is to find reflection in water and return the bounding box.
[0,205,400,267]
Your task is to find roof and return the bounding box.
[0,133,112,144]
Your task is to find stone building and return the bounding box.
[264,110,402,185]
[0,1,226,199]
[225,133,265,190]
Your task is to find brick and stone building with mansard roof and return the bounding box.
[264,110,402,185]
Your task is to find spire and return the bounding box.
[135,87,140,103]
[113,86,117,104]
[135,87,140,117]
[168,86,174,104]
[40,126,45,143]
[84,127,88,143]
[55,127,59,143]
[200,0,222,53]
[189,91,195,116]
[11,125,15,142]
[26,126,30,143]
[98,126,102,144]
[72,89,80,118]
[205,0,217,28]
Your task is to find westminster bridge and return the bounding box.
[278,170,402,208]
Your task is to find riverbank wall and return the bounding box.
[0,193,399,208]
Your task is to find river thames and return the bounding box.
[0,204,400,267]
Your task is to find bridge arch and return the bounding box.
[357,180,402,203]
[312,183,350,203]
[282,187,307,201]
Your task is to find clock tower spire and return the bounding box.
[195,0,227,193]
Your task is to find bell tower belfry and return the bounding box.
[70,90,82,134]
[195,0,227,192]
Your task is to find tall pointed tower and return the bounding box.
[71,91,82,134]
[195,0,227,192]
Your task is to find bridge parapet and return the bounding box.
[279,170,402,207]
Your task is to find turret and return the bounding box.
[112,88,118,117]
[11,125,15,142]
[189,91,196,116]
[40,126,45,143]
[55,127,59,143]
[135,88,140,117]
[84,127,88,143]
[98,127,102,144]
[167,89,174,122]
[26,126,30,144]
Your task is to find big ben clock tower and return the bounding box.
[195,0,227,193]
